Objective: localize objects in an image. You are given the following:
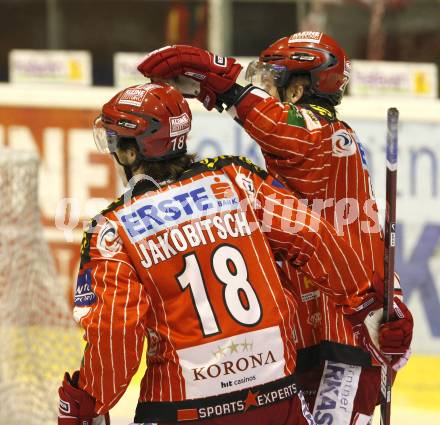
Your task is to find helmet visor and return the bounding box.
[245,60,290,90]
[93,116,119,153]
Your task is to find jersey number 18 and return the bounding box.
[176,245,262,337]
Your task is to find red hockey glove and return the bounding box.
[379,297,413,355]
[137,45,242,110]
[348,273,413,371]
[378,297,413,370]
[58,371,110,425]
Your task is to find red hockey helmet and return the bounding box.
[246,31,351,105]
[94,82,192,161]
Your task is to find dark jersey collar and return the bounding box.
[299,103,337,122]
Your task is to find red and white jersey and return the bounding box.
[73,156,373,414]
[233,91,384,351]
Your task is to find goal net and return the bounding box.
[0,149,83,425]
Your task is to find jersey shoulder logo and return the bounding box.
[97,219,123,258]
[332,129,357,157]
[80,198,125,266]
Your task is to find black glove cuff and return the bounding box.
[217,83,254,109]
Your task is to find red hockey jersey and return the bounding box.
[73,156,373,415]
[233,91,384,355]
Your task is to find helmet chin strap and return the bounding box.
[277,86,287,102]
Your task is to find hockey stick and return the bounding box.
[380,107,399,425]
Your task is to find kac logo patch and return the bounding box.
[332,129,357,157]
[97,220,123,258]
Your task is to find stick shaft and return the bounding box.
[380,107,399,425]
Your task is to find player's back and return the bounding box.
[282,105,383,349]
[242,99,383,271]
[288,114,377,350]
[103,156,298,410]
[240,98,384,351]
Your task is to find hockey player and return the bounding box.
[136,32,414,425]
[58,83,402,425]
